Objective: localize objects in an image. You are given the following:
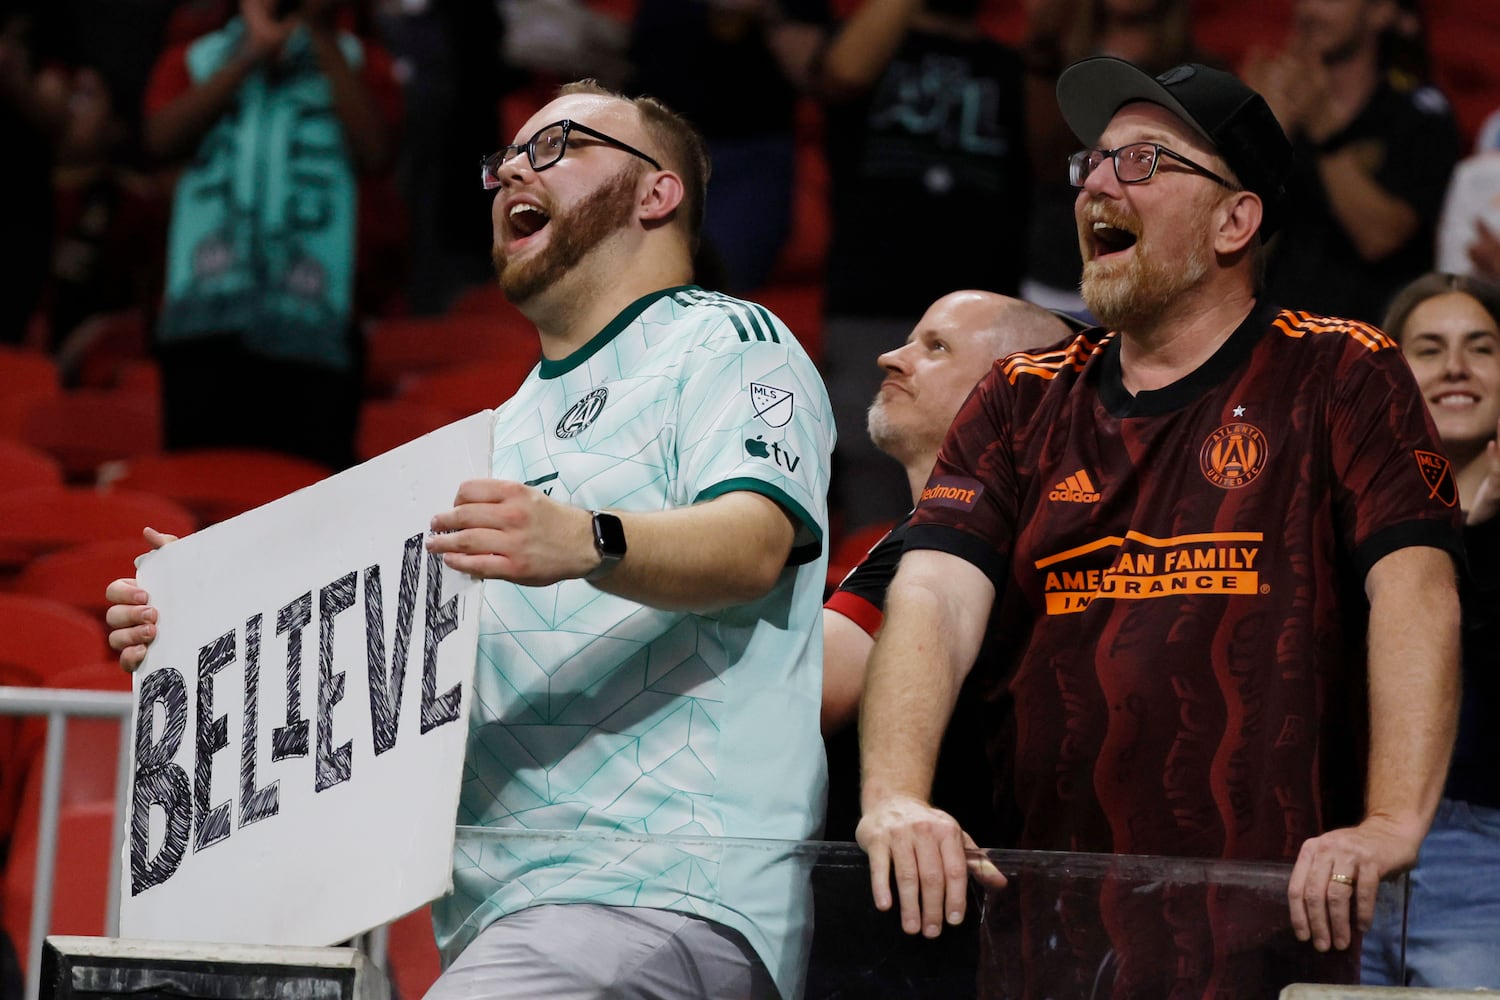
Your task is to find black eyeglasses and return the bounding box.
[481,120,661,189]
[1068,142,1234,190]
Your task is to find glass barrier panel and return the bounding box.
[453,828,1405,999]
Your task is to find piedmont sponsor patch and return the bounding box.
[919,475,983,511]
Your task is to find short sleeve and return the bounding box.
[1329,342,1465,576]
[904,370,1017,586]
[825,519,906,636]
[676,306,834,565]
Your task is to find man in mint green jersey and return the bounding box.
[106,80,834,999]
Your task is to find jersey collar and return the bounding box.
[538,285,700,379]
[1096,299,1279,418]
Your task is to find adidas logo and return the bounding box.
[1048,470,1101,503]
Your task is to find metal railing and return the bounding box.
[0,686,133,1000]
[1,686,1406,1000]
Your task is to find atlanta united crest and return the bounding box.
[556,387,609,439]
[1200,422,1268,489]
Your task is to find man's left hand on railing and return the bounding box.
[856,794,1005,939]
[1286,813,1422,953]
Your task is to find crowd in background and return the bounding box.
[3,0,1499,536]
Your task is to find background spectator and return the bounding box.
[813,0,1032,535]
[375,0,520,315]
[0,0,68,347]
[1435,105,1500,282]
[142,0,401,470]
[1361,271,1500,990]
[1243,0,1460,324]
[627,0,828,296]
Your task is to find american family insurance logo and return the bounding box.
[1036,530,1265,615]
[919,476,983,511]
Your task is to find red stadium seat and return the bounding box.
[395,359,536,417]
[0,594,109,684]
[385,904,442,1000]
[109,447,332,525]
[0,348,62,441]
[0,346,60,397]
[0,661,43,872]
[0,440,64,494]
[356,399,463,463]
[13,539,151,618]
[19,388,163,481]
[0,662,133,978]
[364,313,537,396]
[54,308,150,391]
[3,796,119,980]
[0,485,196,572]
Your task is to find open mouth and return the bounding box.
[508,202,551,241]
[1091,221,1138,258]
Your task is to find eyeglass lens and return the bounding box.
[1069,144,1158,187]
[483,123,571,188]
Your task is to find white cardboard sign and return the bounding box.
[120,411,493,946]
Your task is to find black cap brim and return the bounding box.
[1057,57,1215,148]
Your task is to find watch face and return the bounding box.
[593,511,627,557]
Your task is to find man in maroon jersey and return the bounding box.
[854,56,1464,995]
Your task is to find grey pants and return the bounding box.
[423,904,778,1000]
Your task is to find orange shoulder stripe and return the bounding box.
[1002,332,1110,384]
[1272,309,1396,351]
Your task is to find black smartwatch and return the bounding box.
[586,510,627,582]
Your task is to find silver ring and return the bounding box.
[1329,872,1355,886]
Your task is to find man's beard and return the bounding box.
[1079,209,1211,332]
[493,166,639,304]
[866,394,923,467]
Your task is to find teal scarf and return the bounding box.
[159,18,361,371]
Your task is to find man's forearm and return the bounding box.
[859,553,992,809]
[595,491,798,612]
[1316,151,1420,262]
[308,27,391,173]
[1362,545,1460,846]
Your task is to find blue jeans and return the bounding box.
[1362,797,1500,988]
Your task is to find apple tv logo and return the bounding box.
[745,436,801,472]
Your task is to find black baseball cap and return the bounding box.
[1056,57,1292,238]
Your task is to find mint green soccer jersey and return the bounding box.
[433,287,834,999]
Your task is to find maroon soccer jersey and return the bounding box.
[906,300,1464,864]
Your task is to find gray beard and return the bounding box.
[1082,238,1210,332]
